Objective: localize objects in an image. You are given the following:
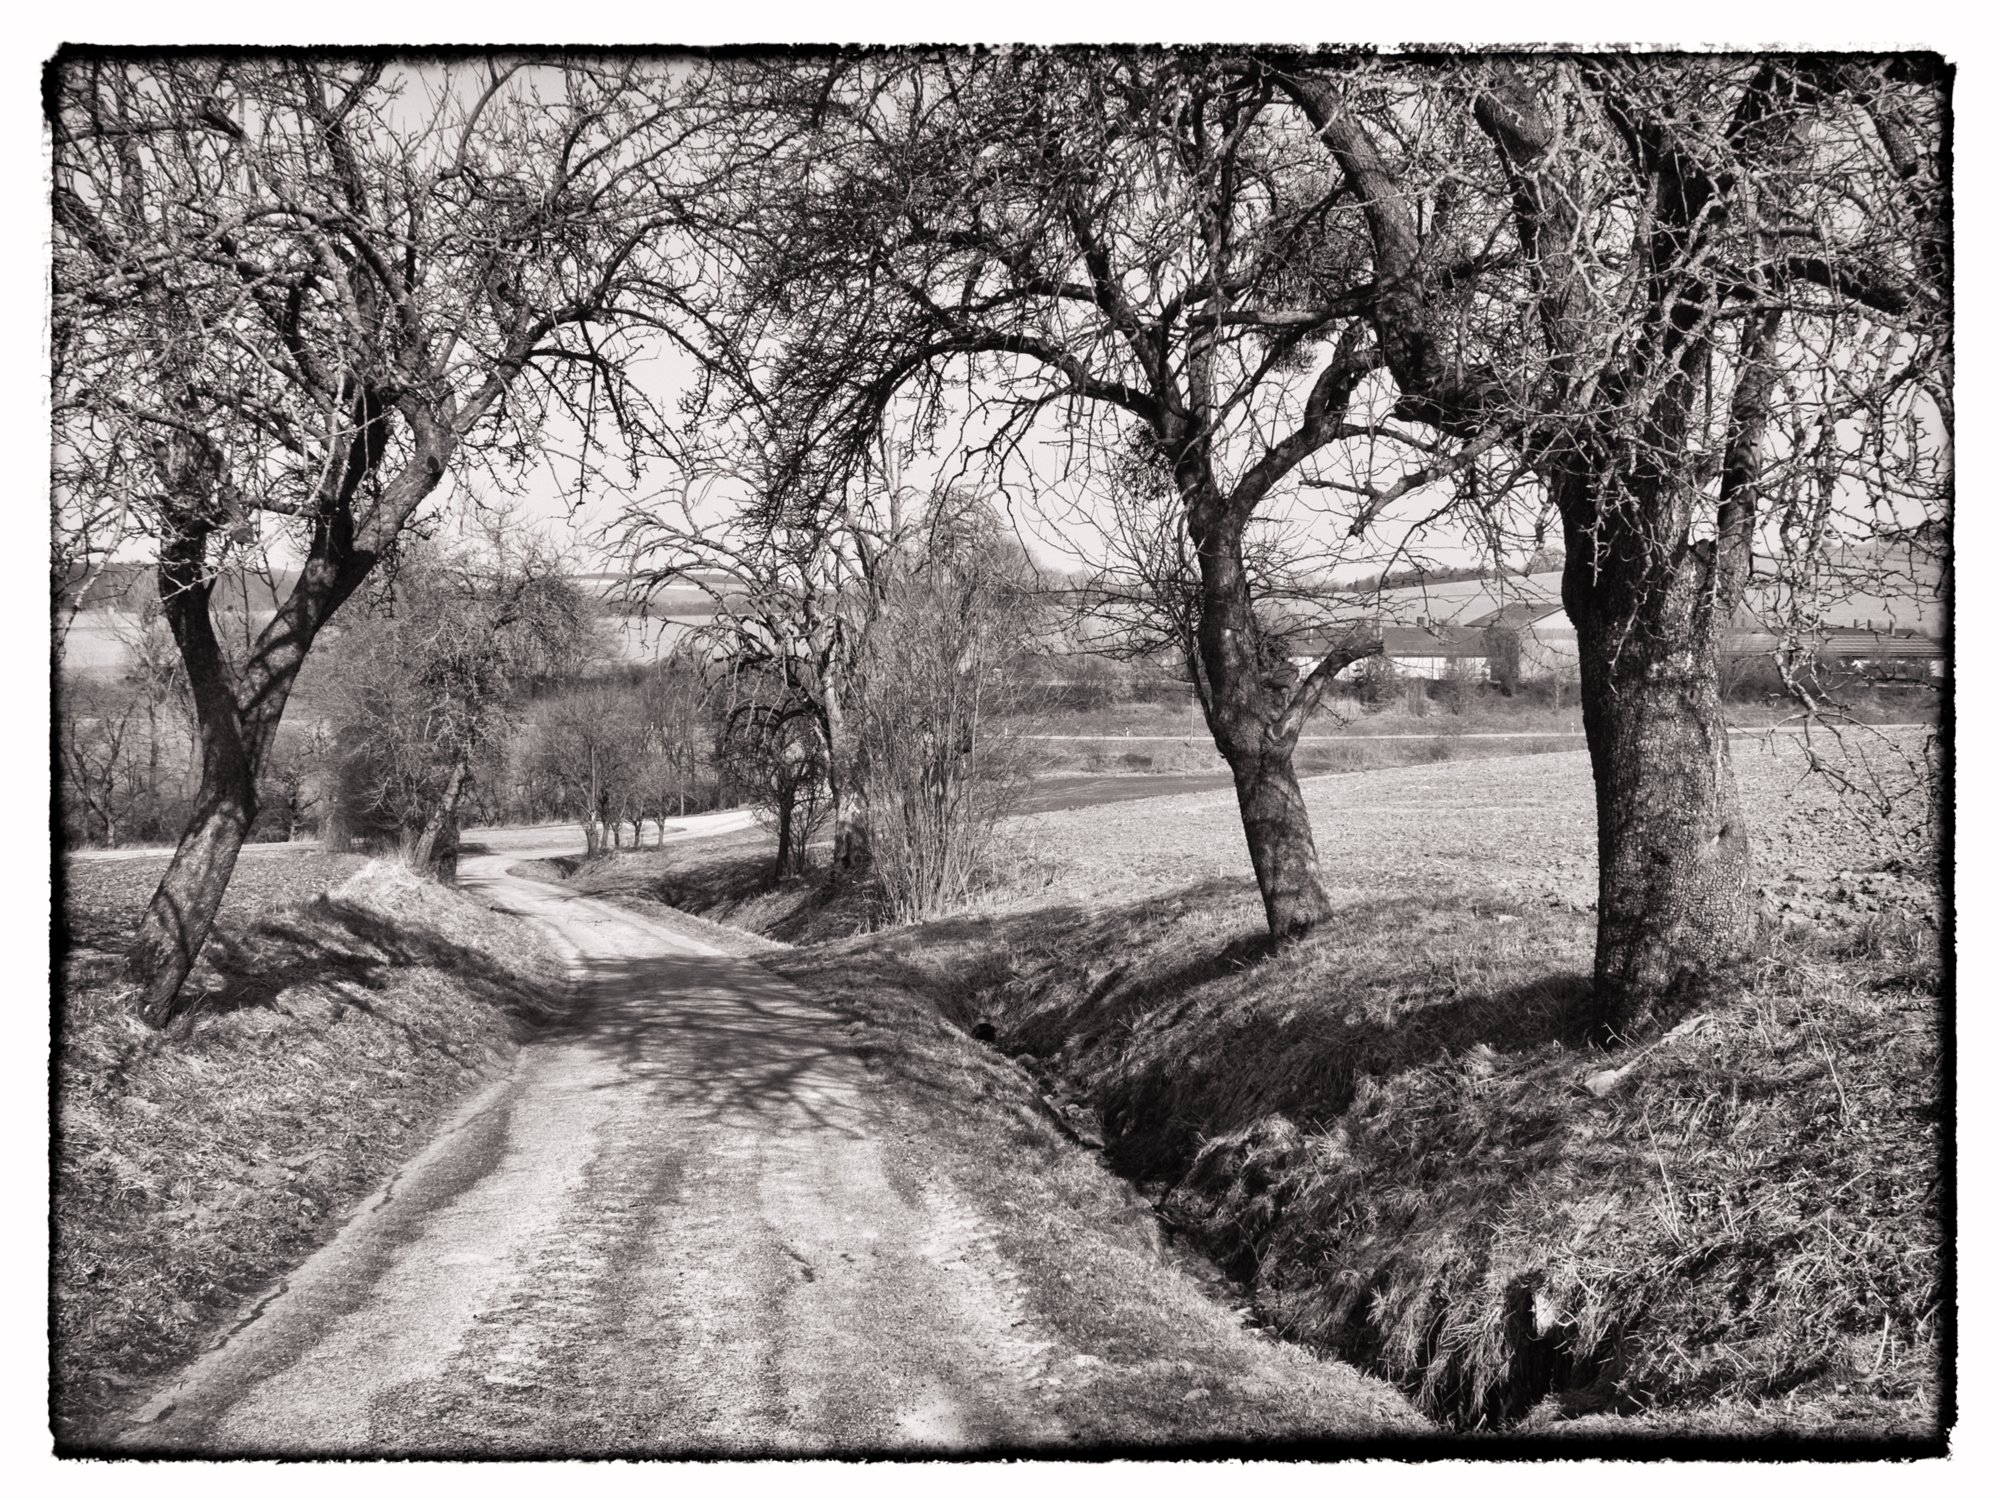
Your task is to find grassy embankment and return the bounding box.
[53,852,568,1442]
[567,731,1944,1442]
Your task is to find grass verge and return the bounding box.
[54,855,567,1442]
[612,740,1944,1443]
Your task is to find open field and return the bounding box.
[1001,683,1935,746]
[53,854,568,1441]
[574,729,1944,1441]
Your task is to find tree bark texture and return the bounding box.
[821,687,870,875]
[410,755,471,877]
[1188,503,1341,941]
[1226,746,1338,939]
[773,790,798,881]
[127,754,258,1026]
[1565,520,1755,1042]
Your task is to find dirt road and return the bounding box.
[108,835,1071,1456]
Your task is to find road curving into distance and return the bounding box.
[106,823,1078,1456]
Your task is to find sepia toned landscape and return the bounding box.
[50,46,1948,1459]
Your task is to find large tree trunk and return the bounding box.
[1568,533,1754,1044]
[1225,744,1337,939]
[1189,498,1338,942]
[128,717,260,1027]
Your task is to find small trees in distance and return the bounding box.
[621,438,931,878]
[716,686,832,881]
[526,684,648,859]
[637,647,716,831]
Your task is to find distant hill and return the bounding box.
[56,565,745,677]
[54,546,1945,680]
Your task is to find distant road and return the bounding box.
[66,810,760,866]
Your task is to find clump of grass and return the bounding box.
[54,859,568,1442]
[1223,914,1944,1436]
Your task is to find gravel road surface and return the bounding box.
[109,833,1066,1456]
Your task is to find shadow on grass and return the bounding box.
[787,870,1940,1439]
[795,878,1592,1182]
[187,894,564,1043]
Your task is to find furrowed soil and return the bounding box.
[53,850,567,1442]
[582,728,1945,1445]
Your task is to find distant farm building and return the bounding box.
[1288,606,1944,690]
[1289,622,1490,680]
[1815,628,1945,680]
[1465,602,1578,681]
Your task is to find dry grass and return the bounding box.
[1005,685,1933,744]
[54,855,568,1442]
[1033,732,1588,780]
[623,734,1944,1444]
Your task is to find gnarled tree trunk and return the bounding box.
[1190,504,1343,941]
[127,548,301,1026]
[1224,742,1337,939]
[1569,548,1754,1041]
[410,754,472,877]
[128,751,259,1026]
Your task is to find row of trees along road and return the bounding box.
[669,52,1947,1042]
[53,52,1946,1046]
[51,58,734,1024]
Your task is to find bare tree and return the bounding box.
[57,680,141,848]
[715,685,831,881]
[1264,53,1948,1036]
[678,54,1431,940]
[51,55,723,1022]
[635,645,717,831]
[528,683,646,858]
[324,536,596,875]
[856,505,1036,923]
[622,437,933,875]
